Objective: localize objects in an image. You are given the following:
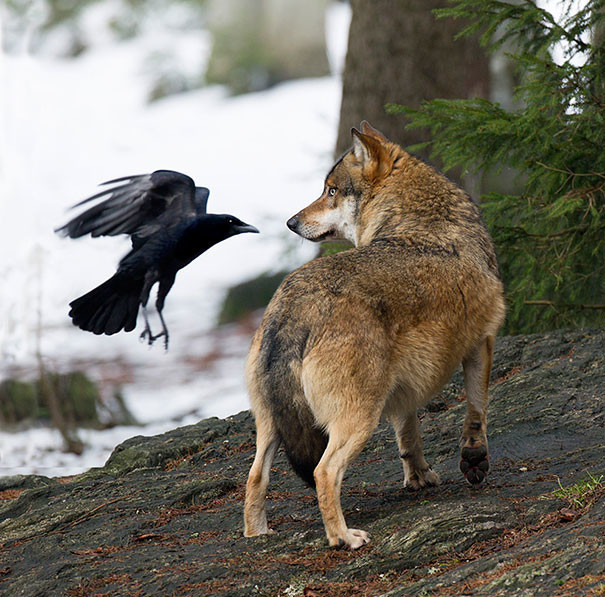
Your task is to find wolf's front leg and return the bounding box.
[390,408,440,489]
[313,421,376,549]
[244,412,280,536]
[460,336,495,485]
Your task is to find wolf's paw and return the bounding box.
[244,527,275,538]
[404,467,441,490]
[460,445,489,485]
[331,528,371,550]
[243,520,275,537]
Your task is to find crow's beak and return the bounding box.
[236,223,260,234]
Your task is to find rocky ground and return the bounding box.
[0,329,603,596]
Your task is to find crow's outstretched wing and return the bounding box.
[56,170,209,240]
[194,186,210,215]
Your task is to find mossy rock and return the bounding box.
[217,270,289,325]
[1,331,603,597]
[0,372,101,426]
[0,379,38,423]
[1,370,136,429]
[35,371,100,426]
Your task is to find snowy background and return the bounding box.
[0,2,351,476]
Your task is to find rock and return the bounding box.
[0,330,603,596]
[0,475,56,492]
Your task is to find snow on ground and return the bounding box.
[0,2,351,477]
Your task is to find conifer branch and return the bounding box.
[392,0,605,334]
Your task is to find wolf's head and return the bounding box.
[286,121,402,246]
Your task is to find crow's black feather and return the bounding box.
[58,169,259,349]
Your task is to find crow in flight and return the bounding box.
[56,170,259,349]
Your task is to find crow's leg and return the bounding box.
[140,305,154,345]
[139,305,164,347]
[138,273,158,346]
[154,309,169,350]
[149,274,176,350]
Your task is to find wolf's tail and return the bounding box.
[276,405,328,489]
[258,319,328,488]
[69,272,142,336]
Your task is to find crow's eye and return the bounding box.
[328,187,337,197]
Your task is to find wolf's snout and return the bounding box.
[286,215,299,232]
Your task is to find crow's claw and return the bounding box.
[139,328,168,350]
[152,331,169,351]
[139,328,152,345]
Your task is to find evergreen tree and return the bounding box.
[389,0,605,334]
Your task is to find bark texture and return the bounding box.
[335,0,490,160]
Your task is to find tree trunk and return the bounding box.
[335,0,490,165]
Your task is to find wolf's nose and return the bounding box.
[286,215,299,231]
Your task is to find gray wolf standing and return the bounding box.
[244,122,505,549]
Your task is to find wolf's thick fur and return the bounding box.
[244,122,505,549]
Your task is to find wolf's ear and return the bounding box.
[351,128,393,179]
[351,128,377,164]
[360,121,388,143]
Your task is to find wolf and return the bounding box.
[244,122,505,549]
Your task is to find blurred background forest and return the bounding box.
[0,0,603,475]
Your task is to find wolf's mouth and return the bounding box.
[310,230,335,242]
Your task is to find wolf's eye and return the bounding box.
[328,187,337,197]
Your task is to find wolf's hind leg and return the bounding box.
[244,406,281,537]
[460,336,494,485]
[391,408,440,490]
[314,418,378,550]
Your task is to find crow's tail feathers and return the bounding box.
[69,273,142,336]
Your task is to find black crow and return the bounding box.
[56,169,259,349]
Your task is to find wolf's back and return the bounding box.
[255,309,328,488]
